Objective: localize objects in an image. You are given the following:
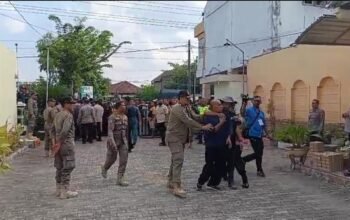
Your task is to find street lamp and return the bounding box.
[223,38,246,95]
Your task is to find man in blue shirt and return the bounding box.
[197,99,227,191]
[242,96,268,177]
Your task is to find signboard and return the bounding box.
[80,86,93,99]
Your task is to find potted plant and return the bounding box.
[275,123,310,169]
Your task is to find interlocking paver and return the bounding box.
[1,138,350,220]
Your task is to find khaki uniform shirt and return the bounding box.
[166,104,202,144]
[43,106,52,129]
[28,97,38,119]
[78,104,96,124]
[108,113,128,147]
[54,110,75,146]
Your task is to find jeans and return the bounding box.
[242,137,264,172]
[128,121,138,150]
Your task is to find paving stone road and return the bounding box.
[2,138,350,220]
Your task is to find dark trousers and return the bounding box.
[74,122,80,141]
[242,137,264,172]
[156,122,166,144]
[81,123,94,143]
[227,145,248,185]
[96,122,102,141]
[198,146,225,186]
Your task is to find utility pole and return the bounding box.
[193,59,197,102]
[46,47,49,107]
[15,43,19,84]
[187,40,191,98]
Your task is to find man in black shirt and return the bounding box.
[220,97,249,189]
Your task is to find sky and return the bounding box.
[0,1,206,86]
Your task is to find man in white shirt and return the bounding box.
[155,100,169,146]
[94,100,104,142]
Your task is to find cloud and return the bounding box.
[3,17,26,34]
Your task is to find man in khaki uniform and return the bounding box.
[43,98,56,157]
[53,97,78,199]
[101,101,129,186]
[26,92,38,139]
[166,91,213,198]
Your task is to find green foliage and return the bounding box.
[136,85,159,101]
[36,15,129,96]
[275,124,309,147]
[0,122,25,173]
[163,60,200,93]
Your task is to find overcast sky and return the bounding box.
[0,1,206,86]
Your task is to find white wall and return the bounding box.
[213,81,243,103]
[0,44,17,127]
[202,1,334,77]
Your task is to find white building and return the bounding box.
[195,1,334,103]
[0,43,17,127]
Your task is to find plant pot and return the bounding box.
[286,146,309,158]
[278,141,293,150]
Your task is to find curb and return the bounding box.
[6,145,29,162]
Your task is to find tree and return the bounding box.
[136,85,159,101]
[163,60,201,93]
[36,15,131,97]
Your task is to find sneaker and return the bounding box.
[257,171,266,177]
[242,183,249,189]
[172,184,186,198]
[101,166,107,179]
[196,183,203,191]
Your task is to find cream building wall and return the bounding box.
[248,44,350,123]
[0,44,17,126]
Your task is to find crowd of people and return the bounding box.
[24,90,271,200]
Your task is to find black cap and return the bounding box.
[62,97,76,104]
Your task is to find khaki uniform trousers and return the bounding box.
[167,141,185,184]
[104,143,128,177]
[54,143,75,186]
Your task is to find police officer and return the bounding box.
[26,92,38,139]
[101,101,129,186]
[43,98,56,157]
[78,98,96,144]
[166,90,213,198]
[53,97,78,199]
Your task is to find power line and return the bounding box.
[117,45,187,54]
[79,1,200,16]
[0,7,195,29]
[104,1,203,13]
[146,1,204,10]
[0,4,197,26]
[7,1,43,36]
[194,31,304,50]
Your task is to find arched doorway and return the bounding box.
[291,80,309,122]
[253,85,266,111]
[271,83,286,120]
[317,77,340,123]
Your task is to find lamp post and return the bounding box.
[223,38,246,95]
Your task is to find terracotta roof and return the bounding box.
[295,14,350,46]
[109,81,141,95]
